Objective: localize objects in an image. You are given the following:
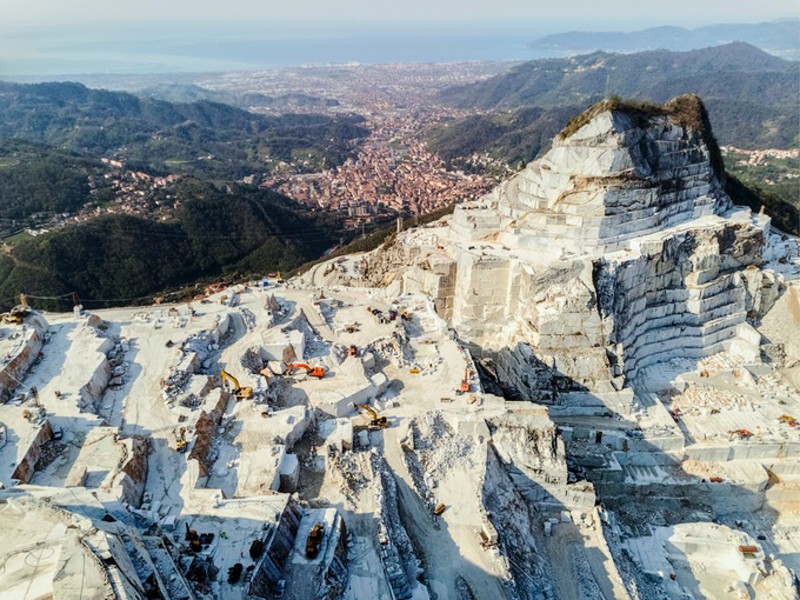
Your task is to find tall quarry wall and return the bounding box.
[0,313,48,402]
[369,95,781,403]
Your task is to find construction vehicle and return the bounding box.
[175,427,188,453]
[434,503,447,516]
[227,563,243,584]
[478,519,499,549]
[458,368,471,394]
[729,429,753,440]
[305,523,324,559]
[400,311,412,321]
[185,524,202,553]
[344,323,360,333]
[2,295,30,325]
[273,579,286,599]
[220,369,254,399]
[285,363,326,379]
[354,403,388,428]
[779,415,798,427]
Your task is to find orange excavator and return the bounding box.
[286,363,326,379]
[456,368,470,395]
[354,403,388,428]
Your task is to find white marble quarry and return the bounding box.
[449,103,730,257]
[369,97,785,402]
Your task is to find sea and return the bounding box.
[0,22,571,77]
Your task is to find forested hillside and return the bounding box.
[0,81,367,179]
[0,138,102,220]
[0,80,375,307]
[0,180,346,310]
[435,43,798,150]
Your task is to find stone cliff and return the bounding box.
[368,95,786,402]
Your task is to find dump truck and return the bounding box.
[220,369,254,399]
[354,403,388,428]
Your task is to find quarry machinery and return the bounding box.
[354,403,388,428]
[1,294,30,325]
[286,363,326,379]
[456,368,470,394]
[305,522,324,559]
[175,427,188,453]
[220,369,254,399]
[185,523,202,553]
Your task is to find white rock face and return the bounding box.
[369,98,785,401]
[450,102,731,256]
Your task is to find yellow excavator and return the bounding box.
[1,294,30,325]
[175,426,188,453]
[220,369,254,399]
[305,522,324,559]
[286,363,326,379]
[354,403,388,428]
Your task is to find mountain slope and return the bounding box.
[528,20,800,59]
[0,138,102,221]
[427,105,582,168]
[0,81,367,179]
[438,43,795,111]
[0,180,345,309]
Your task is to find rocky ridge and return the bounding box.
[370,95,785,401]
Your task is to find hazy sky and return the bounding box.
[1,0,797,76]
[2,0,798,29]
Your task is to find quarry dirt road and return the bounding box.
[383,426,508,600]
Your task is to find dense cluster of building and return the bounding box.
[263,112,492,220]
